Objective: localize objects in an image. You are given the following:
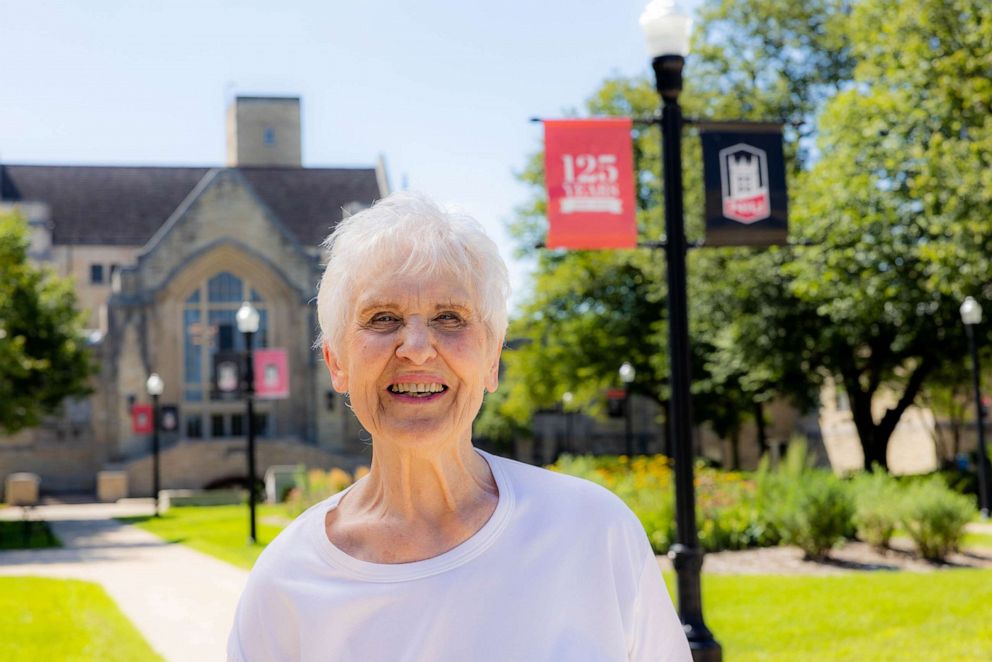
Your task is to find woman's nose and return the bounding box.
[395,319,437,364]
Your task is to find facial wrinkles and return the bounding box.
[341,278,496,445]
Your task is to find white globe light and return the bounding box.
[639,0,693,58]
[145,372,164,396]
[961,296,983,325]
[236,301,261,333]
[619,362,636,384]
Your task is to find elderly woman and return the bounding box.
[228,193,690,661]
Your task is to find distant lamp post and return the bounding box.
[562,391,574,455]
[145,372,164,517]
[961,296,990,518]
[640,1,721,659]
[236,300,261,543]
[619,362,637,456]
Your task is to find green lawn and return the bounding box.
[0,519,60,550]
[0,577,162,661]
[962,530,992,548]
[698,570,992,661]
[120,504,289,569]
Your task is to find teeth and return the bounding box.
[390,383,445,394]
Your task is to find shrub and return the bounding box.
[850,470,902,550]
[285,466,354,516]
[774,471,854,559]
[696,469,779,552]
[900,476,976,561]
[757,440,854,559]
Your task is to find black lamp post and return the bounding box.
[145,372,164,517]
[640,1,721,658]
[620,362,636,456]
[562,391,574,455]
[961,296,990,518]
[237,300,261,543]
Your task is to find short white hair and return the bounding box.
[315,191,510,352]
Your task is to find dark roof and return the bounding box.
[0,164,380,247]
[239,167,381,246]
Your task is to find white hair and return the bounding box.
[315,191,510,352]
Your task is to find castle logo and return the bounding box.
[718,143,771,224]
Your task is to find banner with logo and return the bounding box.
[544,119,637,249]
[700,123,788,247]
[212,351,242,399]
[160,405,179,432]
[255,348,289,400]
[131,404,153,434]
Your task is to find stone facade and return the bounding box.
[0,96,385,497]
[226,97,302,167]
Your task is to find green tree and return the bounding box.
[499,0,849,449]
[0,211,93,432]
[501,0,992,473]
[786,0,992,469]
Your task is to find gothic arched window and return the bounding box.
[182,272,268,403]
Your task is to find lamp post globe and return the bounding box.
[639,0,692,58]
[145,373,164,396]
[236,300,261,334]
[145,373,164,516]
[619,362,636,385]
[237,300,261,543]
[961,296,982,326]
[640,1,721,658]
[961,296,990,517]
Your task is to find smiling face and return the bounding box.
[322,272,503,450]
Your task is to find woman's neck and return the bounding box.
[346,439,497,526]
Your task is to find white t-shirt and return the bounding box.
[228,450,691,661]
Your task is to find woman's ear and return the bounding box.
[323,341,349,393]
[484,337,504,393]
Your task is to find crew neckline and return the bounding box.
[310,449,514,582]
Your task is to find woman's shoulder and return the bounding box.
[248,494,337,578]
[486,452,641,527]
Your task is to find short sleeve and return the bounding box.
[226,555,301,661]
[628,551,692,661]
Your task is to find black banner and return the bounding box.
[700,122,788,247]
[212,351,242,399]
[160,405,179,432]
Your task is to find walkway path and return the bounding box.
[0,501,248,662]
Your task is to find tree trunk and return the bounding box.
[842,359,934,472]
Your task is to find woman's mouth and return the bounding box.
[387,383,448,399]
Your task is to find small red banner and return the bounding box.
[255,348,289,400]
[132,404,153,434]
[544,118,637,249]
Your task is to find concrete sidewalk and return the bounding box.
[0,501,249,661]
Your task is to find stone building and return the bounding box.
[0,96,387,494]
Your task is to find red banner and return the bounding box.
[544,118,637,249]
[132,404,153,434]
[255,348,289,400]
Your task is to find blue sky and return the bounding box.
[0,0,700,307]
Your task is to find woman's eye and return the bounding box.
[434,312,464,325]
[369,313,400,326]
